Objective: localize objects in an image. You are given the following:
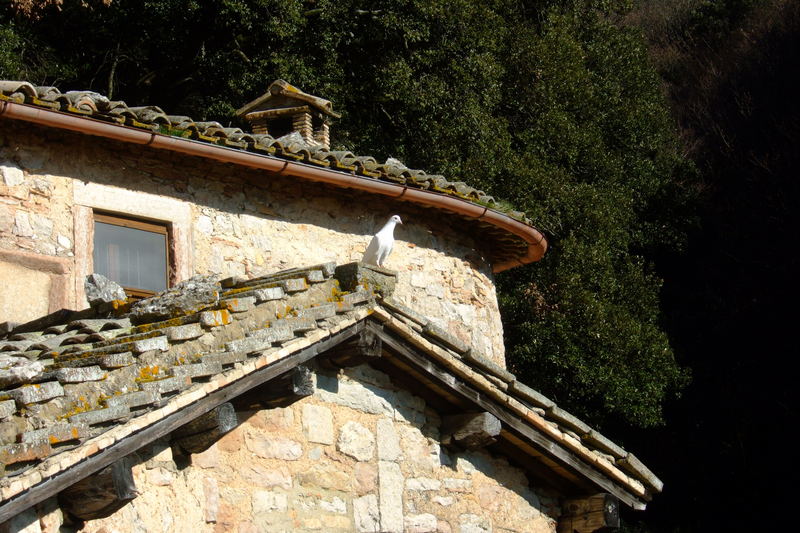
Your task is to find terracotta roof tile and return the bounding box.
[0,81,506,216]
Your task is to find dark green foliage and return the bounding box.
[0,23,22,77]
[1,0,693,427]
[497,5,692,427]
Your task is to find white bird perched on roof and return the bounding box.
[362,215,403,268]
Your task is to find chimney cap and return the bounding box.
[235,80,341,119]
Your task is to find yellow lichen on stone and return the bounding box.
[221,308,232,324]
[59,396,92,420]
[133,317,186,334]
[136,365,161,383]
[330,286,345,302]
[222,282,280,298]
[111,300,132,315]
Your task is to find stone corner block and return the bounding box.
[378,460,404,533]
[376,418,402,461]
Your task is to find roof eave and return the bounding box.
[0,100,547,270]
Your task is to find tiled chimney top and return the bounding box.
[235,80,340,149]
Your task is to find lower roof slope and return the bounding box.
[0,262,660,522]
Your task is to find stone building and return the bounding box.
[0,80,661,533]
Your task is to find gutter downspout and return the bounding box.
[1,101,547,271]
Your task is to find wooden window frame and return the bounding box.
[93,211,172,300]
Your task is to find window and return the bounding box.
[93,212,170,299]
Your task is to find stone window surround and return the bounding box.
[72,182,192,307]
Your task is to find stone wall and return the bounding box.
[15,365,558,533]
[0,121,506,364]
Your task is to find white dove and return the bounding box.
[362,215,403,267]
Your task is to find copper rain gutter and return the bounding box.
[0,100,547,271]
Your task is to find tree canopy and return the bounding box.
[1,0,693,428]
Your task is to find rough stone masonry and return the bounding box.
[23,364,559,533]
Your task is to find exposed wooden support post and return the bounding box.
[292,365,314,396]
[172,402,238,454]
[441,412,502,450]
[259,365,315,407]
[58,456,138,521]
[557,493,620,533]
[322,328,382,368]
[230,365,315,410]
